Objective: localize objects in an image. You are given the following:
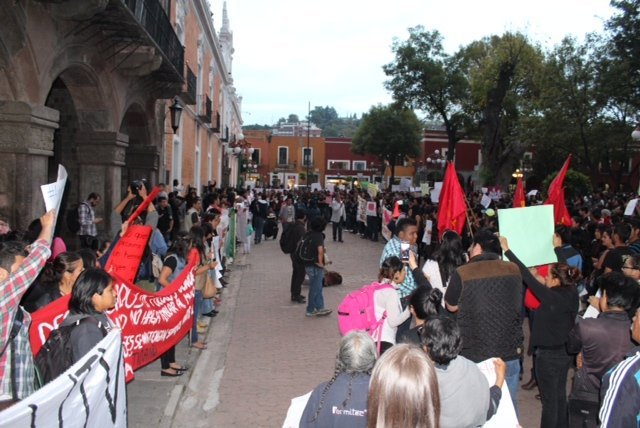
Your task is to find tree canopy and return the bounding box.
[352,104,422,186]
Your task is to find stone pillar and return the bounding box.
[126,145,161,185]
[76,131,128,237]
[0,101,58,230]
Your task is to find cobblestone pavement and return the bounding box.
[128,228,545,427]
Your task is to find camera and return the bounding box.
[130,179,146,196]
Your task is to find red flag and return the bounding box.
[437,162,467,238]
[544,155,572,226]
[513,177,525,208]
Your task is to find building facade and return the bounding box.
[0,0,243,236]
[267,135,325,188]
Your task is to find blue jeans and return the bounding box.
[305,265,325,314]
[254,216,265,243]
[505,358,521,416]
[191,290,203,344]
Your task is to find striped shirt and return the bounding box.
[599,346,640,427]
[0,239,51,399]
[380,237,416,299]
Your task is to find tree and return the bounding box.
[351,105,422,187]
[383,27,470,161]
[287,114,299,123]
[457,32,545,186]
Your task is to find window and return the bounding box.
[353,161,366,171]
[252,148,260,165]
[328,160,350,170]
[278,147,288,165]
[303,147,313,167]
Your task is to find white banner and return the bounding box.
[0,330,126,428]
[40,164,68,226]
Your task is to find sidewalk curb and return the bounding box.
[168,253,247,427]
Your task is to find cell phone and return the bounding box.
[400,242,410,262]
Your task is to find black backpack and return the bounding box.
[296,233,318,263]
[279,223,297,254]
[35,316,106,385]
[66,202,87,233]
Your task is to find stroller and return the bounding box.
[264,213,278,240]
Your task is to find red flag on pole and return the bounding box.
[437,162,467,238]
[513,177,525,208]
[544,155,572,226]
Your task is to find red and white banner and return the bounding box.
[104,224,152,284]
[29,250,200,382]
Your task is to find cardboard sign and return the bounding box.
[366,201,377,216]
[104,224,152,284]
[498,205,556,267]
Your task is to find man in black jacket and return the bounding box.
[289,210,307,303]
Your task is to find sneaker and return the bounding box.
[316,308,332,316]
[305,310,318,317]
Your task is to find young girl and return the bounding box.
[59,268,115,363]
[375,253,432,354]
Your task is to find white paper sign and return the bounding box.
[40,164,68,221]
[0,330,126,427]
[422,220,433,244]
[527,189,539,197]
[480,195,492,208]
[310,183,322,191]
[326,183,335,194]
[400,178,412,191]
[625,198,638,216]
[477,358,519,427]
[430,182,443,203]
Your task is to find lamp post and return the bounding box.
[632,124,640,194]
[227,133,255,188]
[168,97,183,133]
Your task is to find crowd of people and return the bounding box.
[2,178,640,426]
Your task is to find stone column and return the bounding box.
[0,101,58,230]
[75,131,128,237]
[126,144,161,185]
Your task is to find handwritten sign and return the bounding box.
[104,225,152,284]
[40,164,68,229]
[366,201,377,217]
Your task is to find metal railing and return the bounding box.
[198,95,212,123]
[182,66,197,104]
[122,0,184,75]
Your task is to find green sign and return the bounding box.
[498,205,556,267]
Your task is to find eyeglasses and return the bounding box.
[622,265,640,271]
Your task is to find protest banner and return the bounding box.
[422,220,433,245]
[624,198,638,216]
[30,250,199,382]
[104,224,152,284]
[225,209,237,259]
[420,183,430,195]
[430,182,443,203]
[498,205,556,267]
[367,183,379,198]
[1,330,126,427]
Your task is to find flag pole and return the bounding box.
[463,193,475,239]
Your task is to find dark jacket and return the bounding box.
[445,252,524,362]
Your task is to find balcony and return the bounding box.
[210,111,221,132]
[180,66,197,105]
[39,0,184,96]
[198,95,212,123]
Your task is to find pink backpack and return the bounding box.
[337,282,393,352]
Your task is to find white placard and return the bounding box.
[422,220,433,244]
[310,183,322,191]
[430,182,443,203]
[0,330,126,427]
[40,164,68,225]
[625,198,638,216]
[527,189,539,197]
[477,358,519,427]
[480,194,492,208]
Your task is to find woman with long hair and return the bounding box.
[59,268,115,363]
[422,230,467,302]
[299,331,377,427]
[500,236,580,428]
[156,236,191,376]
[367,343,440,428]
[188,225,217,349]
[32,251,84,311]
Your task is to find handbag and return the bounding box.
[202,274,218,299]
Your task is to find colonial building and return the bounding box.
[0,0,243,235]
[267,135,325,188]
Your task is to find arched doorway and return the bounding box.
[120,103,154,194]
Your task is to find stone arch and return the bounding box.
[120,101,159,191]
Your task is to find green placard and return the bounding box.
[498,205,556,267]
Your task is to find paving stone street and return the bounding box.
[128,229,544,427]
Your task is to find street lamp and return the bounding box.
[168,97,183,133]
[512,169,524,179]
[426,149,447,168]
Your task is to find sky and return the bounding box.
[221,0,616,126]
